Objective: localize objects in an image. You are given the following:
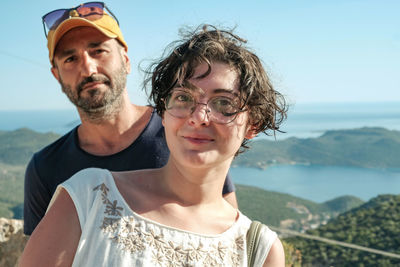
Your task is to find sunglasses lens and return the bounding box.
[43,9,69,31]
[77,2,104,17]
[43,3,105,34]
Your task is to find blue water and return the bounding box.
[271,101,400,140]
[1,102,400,137]
[231,166,400,203]
[1,102,400,202]
[0,110,80,134]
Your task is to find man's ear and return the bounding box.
[244,126,258,140]
[121,48,131,74]
[51,66,60,82]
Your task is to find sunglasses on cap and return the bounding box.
[42,2,119,37]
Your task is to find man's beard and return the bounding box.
[60,63,127,123]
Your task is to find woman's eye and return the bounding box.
[212,97,238,115]
[218,99,231,106]
[175,94,191,102]
[215,98,234,108]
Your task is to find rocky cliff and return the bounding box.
[0,218,28,267]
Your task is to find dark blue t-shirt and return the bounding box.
[24,110,235,235]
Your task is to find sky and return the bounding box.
[0,0,399,110]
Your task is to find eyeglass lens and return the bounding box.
[166,90,240,124]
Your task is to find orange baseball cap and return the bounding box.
[47,13,128,62]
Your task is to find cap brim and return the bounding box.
[48,17,118,61]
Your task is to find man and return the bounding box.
[24,2,237,235]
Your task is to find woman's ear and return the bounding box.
[161,112,166,127]
[244,126,257,140]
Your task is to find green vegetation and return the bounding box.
[0,128,59,165]
[0,163,26,219]
[235,127,400,169]
[323,195,365,214]
[236,185,363,232]
[285,194,400,266]
[0,127,371,222]
[0,128,60,218]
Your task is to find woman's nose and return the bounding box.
[188,103,211,125]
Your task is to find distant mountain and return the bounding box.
[2,127,399,169]
[285,194,400,266]
[322,195,365,214]
[0,127,387,220]
[0,128,60,165]
[234,127,400,169]
[236,185,363,232]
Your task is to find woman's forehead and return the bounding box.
[187,62,240,93]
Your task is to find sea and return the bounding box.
[1,102,400,203]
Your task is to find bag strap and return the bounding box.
[246,220,264,267]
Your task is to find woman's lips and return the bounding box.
[183,135,215,144]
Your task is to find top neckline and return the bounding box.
[102,169,245,238]
[72,108,157,158]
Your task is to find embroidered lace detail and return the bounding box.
[93,183,244,266]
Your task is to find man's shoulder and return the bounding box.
[146,109,163,130]
[32,128,77,164]
[139,108,164,139]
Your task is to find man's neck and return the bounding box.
[77,99,153,156]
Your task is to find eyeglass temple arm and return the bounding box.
[42,19,48,37]
[105,5,119,25]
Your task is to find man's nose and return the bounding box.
[80,52,97,77]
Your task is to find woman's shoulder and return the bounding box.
[61,168,113,195]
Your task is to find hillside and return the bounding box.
[234,127,400,169]
[2,127,399,169]
[236,185,363,232]
[0,163,25,219]
[0,128,60,218]
[285,194,400,266]
[0,127,380,222]
[0,128,60,165]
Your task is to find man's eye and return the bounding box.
[64,56,76,63]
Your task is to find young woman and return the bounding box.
[20,25,287,266]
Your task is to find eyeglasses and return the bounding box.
[42,2,119,37]
[165,89,246,124]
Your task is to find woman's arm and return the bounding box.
[263,238,285,267]
[19,188,81,267]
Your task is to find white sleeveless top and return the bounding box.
[53,168,277,266]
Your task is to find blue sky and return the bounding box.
[0,0,399,110]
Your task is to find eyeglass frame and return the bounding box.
[164,89,248,124]
[41,1,119,37]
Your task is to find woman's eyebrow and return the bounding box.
[213,88,239,97]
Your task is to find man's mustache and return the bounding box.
[77,75,111,93]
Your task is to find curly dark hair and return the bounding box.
[144,24,288,149]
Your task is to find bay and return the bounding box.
[231,165,400,202]
[1,102,400,137]
[1,103,400,203]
